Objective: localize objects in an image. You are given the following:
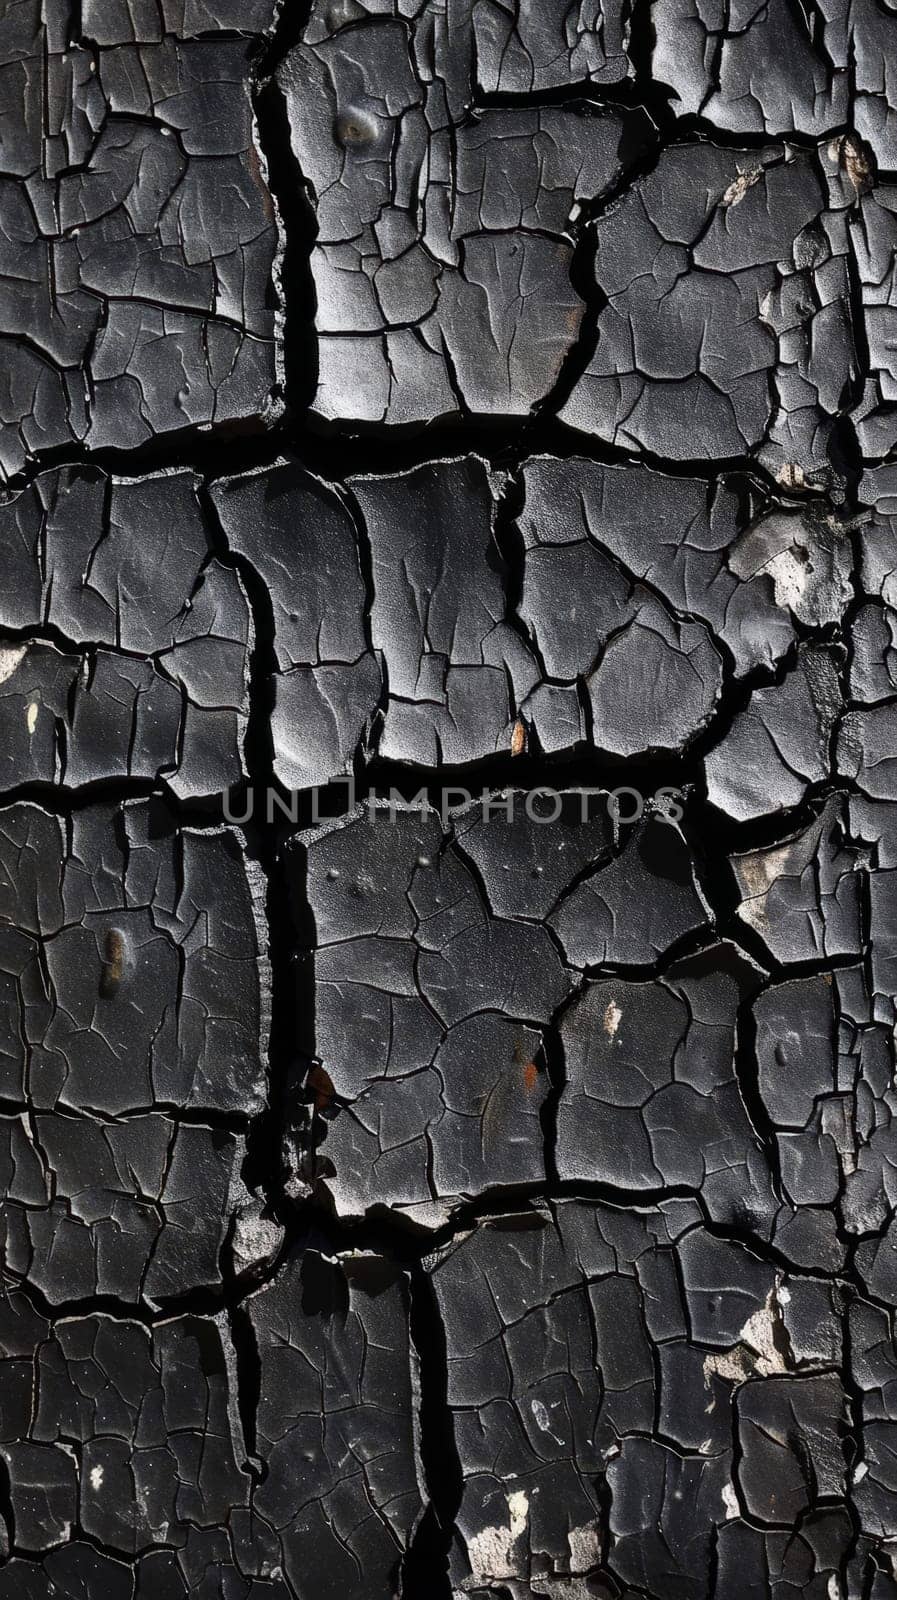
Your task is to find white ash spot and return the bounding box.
[0,645,25,685]
[776,462,807,490]
[603,1000,622,1038]
[703,1283,791,1386]
[467,1489,529,1583]
[734,840,797,931]
[531,1397,563,1443]
[722,168,761,207]
[767,546,812,610]
[568,1523,601,1573]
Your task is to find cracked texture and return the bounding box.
[3,2,897,1598]
[428,1201,854,1597]
[210,452,860,775]
[0,799,268,1304]
[0,467,251,799]
[653,0,897,162]
[0,0,281,479]
[278,0,641,424]
[560,138,860,482]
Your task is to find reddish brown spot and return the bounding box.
[246,137,275,221]
[308,1065,336,1112]
[522,1061,539,1092]
[511,720,526,756]
[100,928,125,997]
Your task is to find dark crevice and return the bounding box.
[401,1265,463,1600]
[6,409,832,503]
[199,480,302,1230]
[253,0,320,421]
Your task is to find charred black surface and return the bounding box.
[1,1,897,1597]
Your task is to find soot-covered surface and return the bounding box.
[1,1,897,1596]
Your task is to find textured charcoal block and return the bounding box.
[277,0,642,426]
[0,799,269,1304]
[0,0,280,479]
[0,3,894,1596]
[0,468,250,799]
